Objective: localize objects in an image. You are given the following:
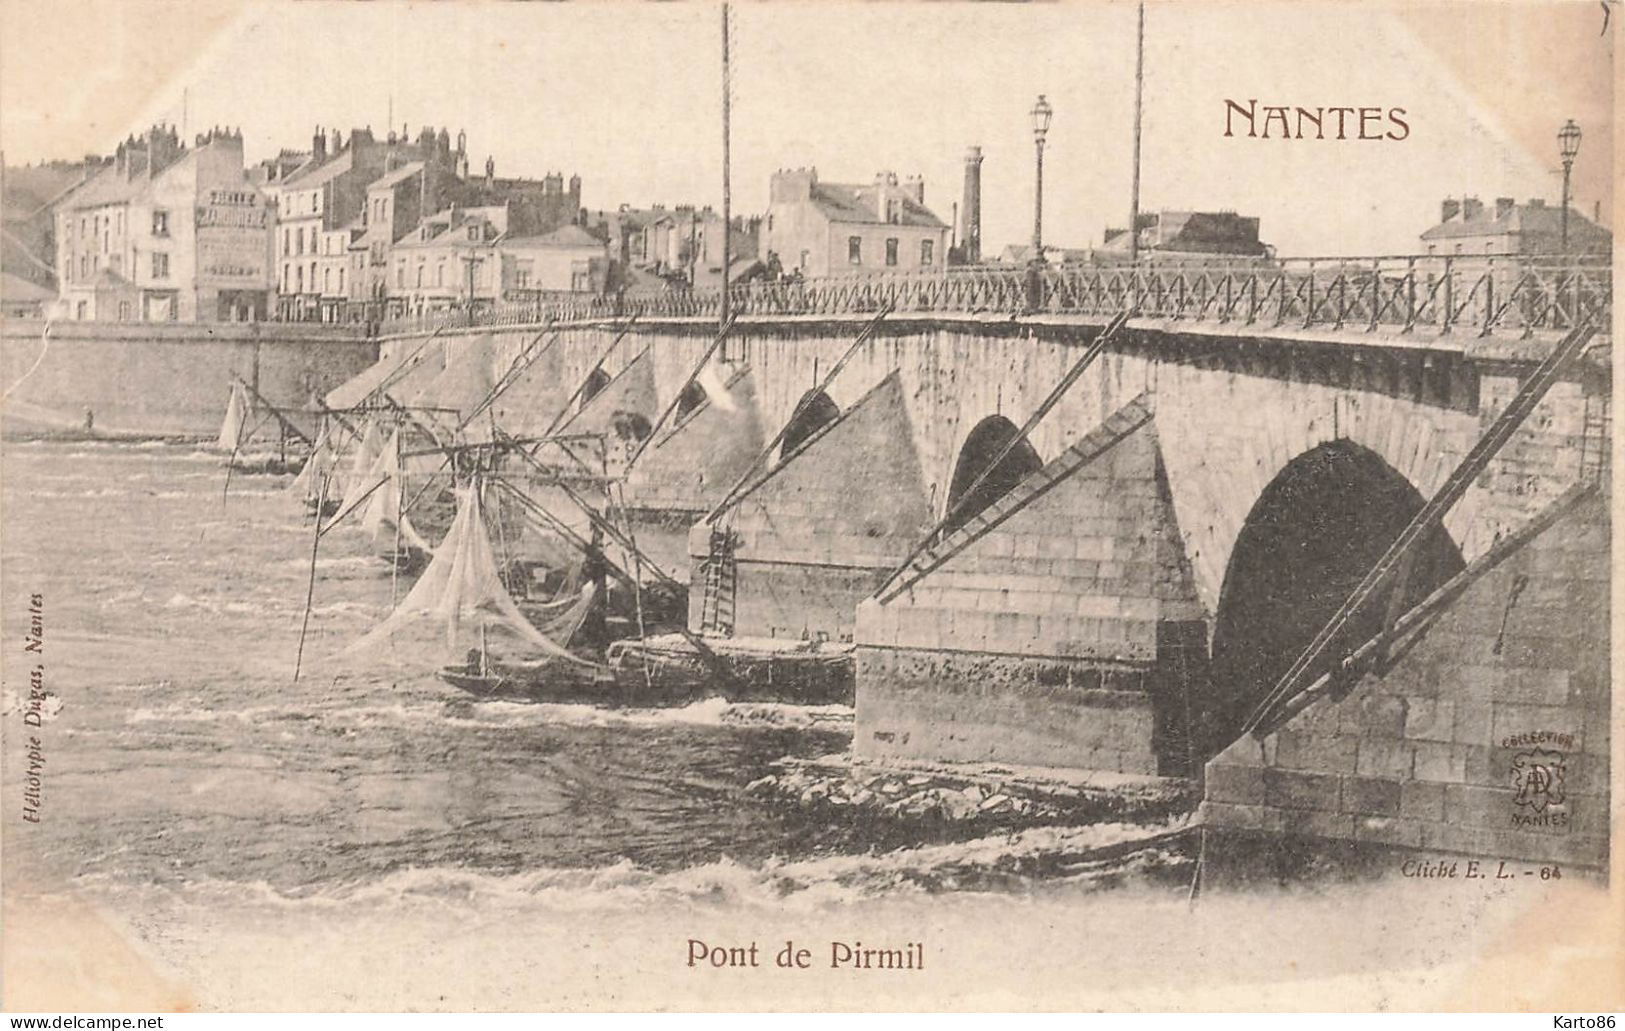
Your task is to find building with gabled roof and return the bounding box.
[763,168,949,279]
[1,269,55,318]
[1099,210,1269,261]
[499,223,610,297]
[1421,196,1611,256]
[389,204,508,311]
[54,125,274,322]
[581,203,757,292]
[3,158,105,298]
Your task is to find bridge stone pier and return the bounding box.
[373,254,1609,870]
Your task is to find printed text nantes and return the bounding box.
[1226,99,1409,141]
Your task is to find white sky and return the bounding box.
[2,1,1613,256]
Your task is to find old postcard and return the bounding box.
[0,0,1619,1013]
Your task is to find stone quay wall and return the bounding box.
[1,318,376,439]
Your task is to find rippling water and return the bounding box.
[0,442,891,892]
[1,442,1187,901]
[2,442,1580,1011]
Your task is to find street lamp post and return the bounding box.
[1030,94,1053,262]
[461,249,484,326]
[1558,119,1582,254]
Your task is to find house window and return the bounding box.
[309,262,317,291]
[514,261,533,289]
[415,265,424,288]
[151,252,169,279]
[296,266,303,293]
[152,209,169,237]
[885,238,899,266]
[921,239,935,266]
[118,301,131,321]
[396,263,405,288]
[324,268,332,293]
[284,228,291,256]
[296,228,305,255]
[435,262,445,287]
[79,256,88,279]
[767,215,774,232]
[338,268,345,293]
[848,236,861,265]
[799,249,809,269]
[886,200,899,224]
[76,301,87,320]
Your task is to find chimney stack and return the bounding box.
[1495,197,1514,220]
[962,145,984,263]
[1440,198,1460,222]
[1461,196,1484,221]
[313,127,327,163]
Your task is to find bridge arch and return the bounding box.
[943,415,1043,536]
[674,380,708,421]
[579,367,611,410]
[780,389,840,460]
[1203,439,1464,755]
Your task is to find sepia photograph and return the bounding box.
[0,0,1618,1013]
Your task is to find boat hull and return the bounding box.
[607,636,853,706]
[436,661,704,707]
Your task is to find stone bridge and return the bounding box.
[374,255,1608,846]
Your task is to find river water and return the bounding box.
[0,442,1572,1011]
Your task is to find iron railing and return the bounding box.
[375,255,1611,339]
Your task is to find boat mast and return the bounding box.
[1128,1,1145,264]
[720,2,732,332]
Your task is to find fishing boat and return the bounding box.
[606,633,854,705]
[216,378,313,475]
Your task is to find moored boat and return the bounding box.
[606,633,853,705]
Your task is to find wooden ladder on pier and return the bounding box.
[1579,391,1611,483]
[701,526,738,636]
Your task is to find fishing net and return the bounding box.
[217,381,250,452]
[334,419,384,511]
[287,423,338,503]
[358,430,436,555]
[342,482,597,668]
[402,339,497,439]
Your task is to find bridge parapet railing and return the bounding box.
[1029,256,1611,338]
[374,255,1609,338]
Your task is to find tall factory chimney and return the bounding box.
[961,145,983,264]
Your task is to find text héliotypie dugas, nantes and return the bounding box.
[687,939,925,971]
[21,591,46,823]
